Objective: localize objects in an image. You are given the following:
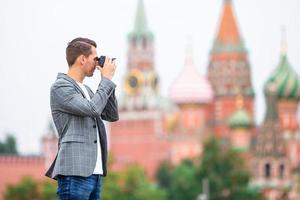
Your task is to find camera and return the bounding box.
[96,56,116,68]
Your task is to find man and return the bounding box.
[45,37,118,200]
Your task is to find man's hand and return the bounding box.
[98,57,116,80]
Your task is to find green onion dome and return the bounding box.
[264,54,300,100]
[228,108,252,129]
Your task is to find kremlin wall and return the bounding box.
[1,0,300,199]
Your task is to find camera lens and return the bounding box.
[98,56,106,68]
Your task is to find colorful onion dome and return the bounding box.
[169,42,213,104]
[264,30,300,100]
[228,95,252,128]
[228,108,252,129]
[264,55,300,100]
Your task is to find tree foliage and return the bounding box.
[102,164,166,200]
[4,177,56,200]
[156,137,263,200]
[196,137,263,200]
[4,137,264,200]
[0,134,18,154]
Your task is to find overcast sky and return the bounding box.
[0,0,299,154]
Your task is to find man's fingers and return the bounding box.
[106,57,111,64]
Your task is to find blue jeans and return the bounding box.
[57,174,102,200]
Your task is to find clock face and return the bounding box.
[147,71,159,91]
[152,76,158,88]
[123,69,144,96]
[128,75,138,88]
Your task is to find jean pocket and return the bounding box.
[57,176,71,198]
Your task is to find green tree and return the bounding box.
[156,161,172,189]
[196,137,263,200]
[167,160,199,200]
[5,177,40,200]
[101,171,123,200]
[40,181,57,200]
[0,134,18,154]
[156,137,263,200]
[4,177,57,200]
[121,165,166,200]
[102,164,166,200]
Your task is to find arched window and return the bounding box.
[265,163,271,178]
[279,164,284,179]
[142,38,147,49]
[132,38,137,48]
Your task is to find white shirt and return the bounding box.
[76,81,103,175]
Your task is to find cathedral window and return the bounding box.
[283,113,289,127]
[215,101,223,119]
[279,164,285,179]
[132,38,137,48]
[264,163,271,178]
[142,38,147,49]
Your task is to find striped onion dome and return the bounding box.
[169,42,213,104]
[228,108,252,128]
[264,29,300,100]
[264,55,300,100]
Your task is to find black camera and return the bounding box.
[96,56,116,68]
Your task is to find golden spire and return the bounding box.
[236,95,244,109]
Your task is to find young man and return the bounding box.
[46,37,118,200]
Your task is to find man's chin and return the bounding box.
[87,73,94,77]
[87,70,95,77]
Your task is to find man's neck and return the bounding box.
[67,65,85,83]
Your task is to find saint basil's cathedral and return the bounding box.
[1,0,300,199]
[110,0,300,199]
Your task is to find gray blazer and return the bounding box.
[45,73,118,179]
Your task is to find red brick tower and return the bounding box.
[251,86,291,199]
[264,29,300,170]
[109,0,170,178]
[207,0,255,141]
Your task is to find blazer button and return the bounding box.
[94,140,97,144]
[93,125,96,128]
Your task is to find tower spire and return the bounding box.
[132,0,150,36]
[217,0,240,46]
[280,26,288,56]
[128,0,153,40]
[236,95,244,109]
[184,36,194,68]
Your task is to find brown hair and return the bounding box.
[66,37,97,67]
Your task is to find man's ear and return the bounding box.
[78,55,86,65]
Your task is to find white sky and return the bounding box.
[0,0,299,154]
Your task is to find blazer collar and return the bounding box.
[56,73,87,98]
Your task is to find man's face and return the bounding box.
[83,46,98,77]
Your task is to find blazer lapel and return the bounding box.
[84,85,94,100]
[63,75,87,98]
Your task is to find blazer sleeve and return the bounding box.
[101,89,119,122]
[51,78,116,118]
